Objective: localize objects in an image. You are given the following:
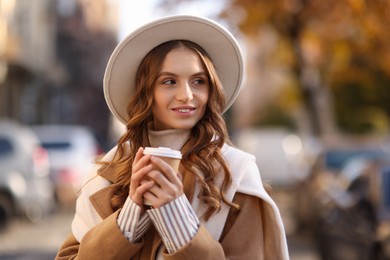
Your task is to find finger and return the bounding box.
[146,170,183,199]
[143,191,157,206]
[143,185,178,208]
[133,147,144,163]
[133,154,151,173]
[132,180,154,206]
[131,164,153,184]
[143,186,171,208]
[146,184,165,198]
[177,172,183,182]
[140,179,151,185]
[132,147,144,170]
[147,169,172,188]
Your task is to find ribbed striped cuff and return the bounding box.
[147,194,200,253]
[117,196,151,242]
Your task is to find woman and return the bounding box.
[56,15,289,259]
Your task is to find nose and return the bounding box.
[176,82,193,102]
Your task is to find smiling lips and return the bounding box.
[172,106,196,114]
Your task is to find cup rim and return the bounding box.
[143,147,182,159]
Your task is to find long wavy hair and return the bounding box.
[101,40,239,220]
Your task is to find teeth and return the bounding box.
[178,109,191,113]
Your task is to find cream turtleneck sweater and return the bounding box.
[147,125,190,151]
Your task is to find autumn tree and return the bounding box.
[159,0,390,137]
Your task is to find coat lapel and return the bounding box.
[89,185,115,219]
[88,164,117,219]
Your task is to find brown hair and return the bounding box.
[100,40,239,220]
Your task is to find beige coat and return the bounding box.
[56,144,289,259]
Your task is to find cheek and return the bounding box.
[151,94,160,115]
[199,91,209,107]
[152,90,165,107]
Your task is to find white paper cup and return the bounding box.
[142,147,182,205]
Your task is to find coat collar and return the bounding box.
[97,164,116,183]
[89,185,116,219]
[88,165,117,219]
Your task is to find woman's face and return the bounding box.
[152,47,209,131]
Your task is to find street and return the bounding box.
[0,208,319,259]
[0,209,74,260]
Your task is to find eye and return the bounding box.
[192,78,207,86]
[162,79,176,85]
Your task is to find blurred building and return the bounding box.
[0,0,119,148]
[0,0,57,119]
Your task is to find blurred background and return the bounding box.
[1,0,390,259]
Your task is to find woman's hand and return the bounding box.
[143,156,184,208]
[129,147,154,207]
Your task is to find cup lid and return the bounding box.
[143,147,182,159]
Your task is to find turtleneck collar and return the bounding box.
[147,122,191,151]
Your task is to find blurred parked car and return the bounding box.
[234,127,320,234]
[31,125,101,207]
[0,120,55,228]
[305,144,390,259]
[234,127,319,187]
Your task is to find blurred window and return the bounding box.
[325,149,386,170]
[41,142,71,150]
[382,167,390,210]
[0,137,13,156]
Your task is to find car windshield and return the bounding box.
[0,137,13,157]
[325,149,386,171]
[41,142,72,150]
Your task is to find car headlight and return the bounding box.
[8,171,27,197]
[282,134,302,155]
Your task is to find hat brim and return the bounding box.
[103,15,244,124]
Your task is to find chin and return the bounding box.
[155,118,201,131]
[174,125,195,131]
[173,121,198,130]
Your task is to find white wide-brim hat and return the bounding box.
[103,15,244,124]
